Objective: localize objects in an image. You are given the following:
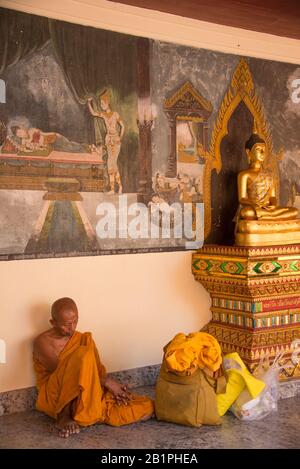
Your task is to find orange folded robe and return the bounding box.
[164,332,222,375]
[33,331,154,427]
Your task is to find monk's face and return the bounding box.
[51,309,78,337]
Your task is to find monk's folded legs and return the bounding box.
[104,392,155,427]
[36,345,105,430]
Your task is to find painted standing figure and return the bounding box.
[88,90,125,194]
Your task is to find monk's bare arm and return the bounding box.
[33,334,58,373]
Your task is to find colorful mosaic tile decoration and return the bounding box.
[192,244,300,380]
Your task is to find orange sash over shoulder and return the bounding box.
[33,331,154,427]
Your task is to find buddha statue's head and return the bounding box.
[245,134,267,165]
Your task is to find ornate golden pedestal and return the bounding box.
[236,219,300,247]
[192,244,300,380]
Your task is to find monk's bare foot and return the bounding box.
[56,415,80,438]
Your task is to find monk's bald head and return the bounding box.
[50,298,78,337]
[51,297,78,321]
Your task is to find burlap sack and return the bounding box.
[155,360,221,427]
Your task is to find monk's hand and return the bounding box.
[105,377,131,405]
[116,384,131,406]
[115,385,131,405]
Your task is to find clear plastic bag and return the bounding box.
[230,352,283,421]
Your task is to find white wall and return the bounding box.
[0,252,210,392]
[0,0,299,392]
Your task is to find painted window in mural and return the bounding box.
[0,7,299,260]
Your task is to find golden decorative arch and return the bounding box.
[203,58,280,239]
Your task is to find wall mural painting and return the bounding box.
[0,7,299,260]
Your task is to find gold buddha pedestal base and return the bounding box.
[192,244,300,381]
[235,219,300,246]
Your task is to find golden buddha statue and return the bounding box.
[235,134,300,246]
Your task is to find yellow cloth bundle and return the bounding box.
[216,352,265,416]
[164,332,222,375]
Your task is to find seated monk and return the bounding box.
[237,133,298,221]
[33,298,154,438]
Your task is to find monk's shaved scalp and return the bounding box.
[51,297,78,321]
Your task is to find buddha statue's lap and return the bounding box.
[235,134,300,246]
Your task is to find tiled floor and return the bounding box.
[0,387,299,449]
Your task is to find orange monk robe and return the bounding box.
[33,331,154,427]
